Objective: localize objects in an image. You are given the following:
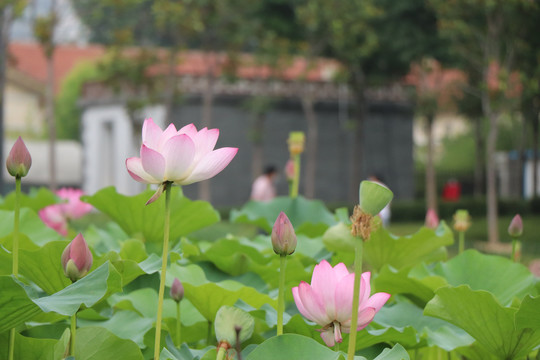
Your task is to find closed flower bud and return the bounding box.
[508,214,523,238]
[425,208,439,229]
[287,132,305,156]
[6,137,32,178]
[61,233,93,282]
[170,278,184,302]
[453,210,471,232]
[215,306,254,347]
[271,212,297,255]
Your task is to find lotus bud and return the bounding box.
[453,209,471,232]
[358,181,394,216]
[215,306,254,347]
[61,233,93,282]
[285,159,295,181]
[170,278,184,302]
[287,132,305,156]
[425,208,439,229]
[6,137,32,178]
[271,212,297,255]
[508,214,523,238]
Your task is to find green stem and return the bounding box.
[176,301,181,346]
[277,255,287,335]
[458,231,465,254]
[8,177,22,360]
[154,182,172,360]
[347,240,364,360]
[13,176,21,276]
[291,154,300,198]
[70,312,77,356]
[207,321,213,345]
[216,346,227,360]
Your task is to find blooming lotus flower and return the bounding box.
[508,214,523,238]
[271,212,297,256]
[6,136,32,178]
[425,208,439,229]
[292,260,390,347]
[62,233,93,282]
[126,118,238,188]
[170,278,184,302]
[39,188,93,236]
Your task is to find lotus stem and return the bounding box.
[154,182,172,360]
[347,239,364,360]
[291,154,300,198]
[176,301,181,346]
[216,345,227,360]
[70,312,77,356]
[207,321,213,345]
[458,231,465,254]
[8,176,22,360]
[277,254,287,335]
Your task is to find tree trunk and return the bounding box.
[486,111,499,244]
[163,47,178,125]
[0,6,12,194]
[46,51,57,191]
[425,114,438,212]
[532,109,539,198]
[251,112,265,181]
[198,53,215,202]
[302,95,318,199]
[473,116,484,197]
[349,70,366,200]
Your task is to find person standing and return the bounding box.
[250,165,278,201]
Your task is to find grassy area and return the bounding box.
[390,214,540,266]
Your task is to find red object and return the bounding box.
[442,180,461,201]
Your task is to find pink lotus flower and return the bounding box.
[62,233,93,282]
[508,214,523,238]
[292,260,390,347]
[126,118,238,186]
[425,208,439,229]
[39,188,93,236]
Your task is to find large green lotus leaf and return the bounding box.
[0,328,69,360]
[94,249,161,288]
[77,310,153,348]
[0,187,57,212]
[364,222,453,272]
[424,285,540,359]
[0,208,62,247]
[454,342,499,360]
[0,276,43,333]
[374,300,474,351]
[183,282,277,322]
[373,265,447,307]
[430,250,537,305]
[166,263,209,287]
[515,295,540,330]
[83,187,220,243]
[74,326,143,360]
[160,342,215,360]
[82,223,127,255]
[230,196,335,236]
[321,222,357,264]
[356,326,421,350]
[200,238,270,276]
[30,262,122,316]
[245,334,364,360]
[373,344,411,360]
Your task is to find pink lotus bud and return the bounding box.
[61,233,93,282]
[285,159,295,181]
[170,278,184,302]
[508,214,523,238]
[271,212,297,256]
[6,137,32,178]
[425,209,439,229]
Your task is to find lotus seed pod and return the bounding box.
[214,306,254,347]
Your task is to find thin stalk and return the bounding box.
[291,154,300,198]
[216,346,227,360]
[8,176,22,360]
[154,182,172,360]
[458,231,465,254]
[176,301,181,346]
[70,313,77,356]
[277,254,287,335]
[511,238,520,263]
[347,240,364,360]
[207,321,213,345]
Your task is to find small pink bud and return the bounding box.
[285,159,295,181]
[6,137,32,178]
[271,212,297,255]
[61,233,93,282]
[170,278,184,302]
[425,209,439,229]
[508,214,523,238]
